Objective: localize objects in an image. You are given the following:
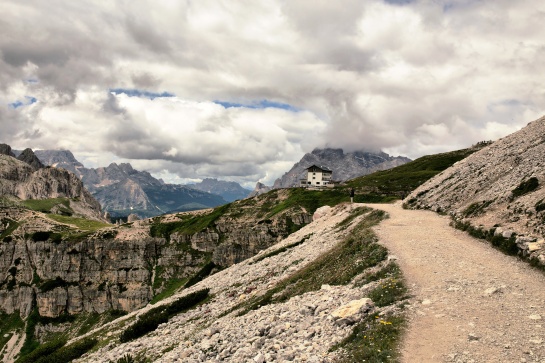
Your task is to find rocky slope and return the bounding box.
[185,178,251,202]
[68,204,404,363]
[406,115,545,265]
[273,148,411,188]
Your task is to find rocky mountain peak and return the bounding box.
[16,148,44,170]
[273,147,411,189]
[248,182,272,198]
[0,143,15,157]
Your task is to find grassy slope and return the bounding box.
[345,147,480,196]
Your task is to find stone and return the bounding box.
[331,298,373,322]
[468,333,480,341]
[528,314,542,320]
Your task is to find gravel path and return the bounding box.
[368,202,545,363]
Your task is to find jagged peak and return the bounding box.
[0,143,15,157]
[17,148,44,170]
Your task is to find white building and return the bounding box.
[300,165,333,187]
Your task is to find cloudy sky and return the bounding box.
[1,0,544,187]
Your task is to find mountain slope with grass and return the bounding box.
[65,204,408,363]
[345,145,485,198]
[406,115,545,267]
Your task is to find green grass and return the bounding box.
[45,214,110,231]
[0,219,20,241]
[120,289,210,343]
[21,198,72,213]
[150,204,230,241]
[332,313,406,362]
[237,210,389,315]
[346,147,479,196]
[150,278,187,304]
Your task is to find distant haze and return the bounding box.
[1,0,544,187]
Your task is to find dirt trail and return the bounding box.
[367,202,545,363]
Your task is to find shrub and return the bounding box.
[16,338,66,363]
[33,338,97,363]
[120,288,209,343]
[511,177,539,200]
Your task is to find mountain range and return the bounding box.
[22,150,250,219]
[273,148,411,189]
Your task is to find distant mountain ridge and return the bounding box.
[273,148,411,188]
[185,178,251,202]
[29,150,237,218]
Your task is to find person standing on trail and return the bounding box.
[349,188,355,203]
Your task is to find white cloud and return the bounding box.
[1,0,545,185]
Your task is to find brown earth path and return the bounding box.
[366,202,545,363]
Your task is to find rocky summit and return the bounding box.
[406,115,545,266]
[273,148,411,189]
[185,178,251,202]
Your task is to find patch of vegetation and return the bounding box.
[511,177,539,200]
[119,288,209,343]
[452,220,519,256]
[46,214,111,231]
[249,234,312,265]
[346,147,479,197]
[238,210,389,315]
[150,204,230,241]
[462,200,493,218]
[332,313,405,362]
[16,338,67,363]
[368,276,408,307]
[150,277,187,304]
[355,263,401,287]
[184,261,217,288]
[0,219,20,241]
[336,206,372,229]
[114,355,136,363]
[29,338,97,363]
[21,198,72,214]
[0,312,24,353]
[265,188,390,219]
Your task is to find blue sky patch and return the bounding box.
[110,88,175,99]
[9,96,37,109]
[215,99,299,112]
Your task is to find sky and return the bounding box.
[1,0,544,188]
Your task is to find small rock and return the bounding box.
[422,299,432,305]
[528,314,542,320]
[468,333,480,341]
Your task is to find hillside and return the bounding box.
[22,204,407,363]
[1,186,378,362]
[406,115,545,267]
[273,148,411,188]
[345,146,484,197]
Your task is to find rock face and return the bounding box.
[248,182,272,198]
[0,189,313,319]
[0,154,102,220]
[16,148,44,170]
[273,148,411,188]
[0,143,15,157]
[185,178,251,202]
[33,150,229,218]
[407,115,545,263]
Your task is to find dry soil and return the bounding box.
[368,202,545,363]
